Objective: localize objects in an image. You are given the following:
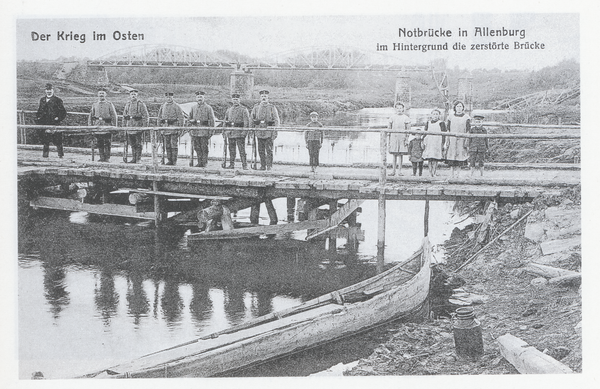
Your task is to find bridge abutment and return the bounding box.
[230,70,254,99]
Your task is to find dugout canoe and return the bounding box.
[81,237,432,379]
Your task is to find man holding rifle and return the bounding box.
[122,89,149,163]
[188,91,216,167]
[157,92,185,165]
[88,88,118,162]
[251,90,280,171]
[35,83,67,158]
[224,93,250,170]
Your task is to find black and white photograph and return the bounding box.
[4,1,597,387]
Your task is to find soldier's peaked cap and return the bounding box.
[165,92,174,96]
[231,93,240,98]
[45,83,53,90]
[195,91,205,95]
[259,90,270,95]
[130,89,139,93]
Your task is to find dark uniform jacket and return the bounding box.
[123,99,149,127]
[251,103,280,139]
[36,95,67,125]
[188,103,216,137]
[225,105,250,138]
[468,126,489,152]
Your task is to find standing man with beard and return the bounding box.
[224,93,250,170]
[122,89,149,163]
[188,91,216,167]
[88,88,118,162]
[158,92,185,165]
[251,90,280,170]
[35,83,67,158]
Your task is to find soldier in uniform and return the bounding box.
[224,93,250,170]
[88,88,118,162]
[188,91,216,167]
[157,92,185,165]
[122,89,149,163]
[251,90,280,170]
[35,83,67,158]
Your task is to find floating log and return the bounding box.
[188,219,329,240]
[30,196,155,220]
[524,263,578,279]
[497,333,574,374]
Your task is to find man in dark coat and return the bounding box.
[35,83,67,158]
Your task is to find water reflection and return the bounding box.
[189,280,213,328]
[126,272,149,326]
[94,268,119,325]
[41,256,70,320]
[161,276,184,327]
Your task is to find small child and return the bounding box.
[422,109,447,177]
[408,131,425,176]
[388,102,411,176]
[305,111,324,173]
[468,115,488,177]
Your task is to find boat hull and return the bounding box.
[84,238,431,379]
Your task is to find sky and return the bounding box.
[16,14,579,71]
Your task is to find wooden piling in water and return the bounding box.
[424,199,430,237]
[265,199,278,225]
[286,197,296,222]
[378,129,388,250]
[250,204,260,224]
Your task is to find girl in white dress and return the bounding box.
[388,102,411,175]
[422,109,447,177]
[445,101,471,178]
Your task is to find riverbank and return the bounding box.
[345,187,582,376]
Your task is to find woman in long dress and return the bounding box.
[445,101,470,178]
[388,102,411,176]
[422,108,446,177]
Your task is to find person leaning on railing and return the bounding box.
[35,83,67,158]
[88,88,118,162]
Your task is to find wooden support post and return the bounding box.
[250,204,260,225]
[380,130,388,186]
[265,199,278,225]
[153,181,162,227]
[328,200,339,216]
[377,192,386,251]
[424,199,430,237]
[286,197,296,222]
[151,128,158,173]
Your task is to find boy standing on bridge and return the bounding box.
[251,90,280,170]
[188,91,216,167]
[35,83,67,158]
[468,115,489,177]
[88,88,118,162]
[305,111,324,173]
[158,92,185,165]
[122,89,149,163]
[408,130,425,176]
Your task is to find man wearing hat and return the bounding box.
[224,93,250,169]
[251,90,280,170]
[188,91,216,167]
[88,88,118,162]
[468,114,489,177]
[35,83,67,158]
[122,89,149,163]
[304,111,324,173]
[157,92,185,165]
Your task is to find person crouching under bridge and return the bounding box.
[122,89,149,163]
[188,91,216,167]
[158,92,185,165]
[224,93,250,170]
[251,90,280,170]
[88,88,118,162]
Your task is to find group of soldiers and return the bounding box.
[35,83,281,170]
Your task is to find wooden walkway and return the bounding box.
[18,147,579,203]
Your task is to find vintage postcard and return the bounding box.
[5,1,596,388]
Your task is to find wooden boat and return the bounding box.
[81,237,431,379]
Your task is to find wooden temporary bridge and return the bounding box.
[17,121,580,246]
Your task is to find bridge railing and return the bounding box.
[17,119,580,183]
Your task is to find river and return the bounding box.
[18,108,469,379]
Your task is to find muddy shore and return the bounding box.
[345,187,582,376]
